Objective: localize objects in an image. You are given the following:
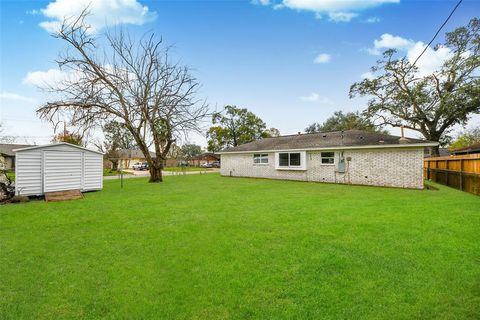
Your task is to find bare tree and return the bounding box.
[37,10,209,182]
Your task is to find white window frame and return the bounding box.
[253,153,269,165]
[320,151,335,165]
[275,151,306,170]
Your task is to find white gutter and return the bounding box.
[217,142,439,154]
[13,142,104,155]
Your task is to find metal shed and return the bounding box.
[14,143,103,196]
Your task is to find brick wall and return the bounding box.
[220,148,424,189]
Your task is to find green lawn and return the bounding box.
[103,169,133,176]
[163,166,213,172]
[1,174,479,319]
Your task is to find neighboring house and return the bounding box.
[117,149,156,169]
[116,149,177,169]
[424,147,450,158]
[218,130,438,189]
[14,143,103,196]
[0,144,31,170]
[188,153,220,167]
[450,143,480,155]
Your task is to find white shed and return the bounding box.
[14,143,103,196]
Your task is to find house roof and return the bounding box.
[190,153,220,161]
[219,130,438,153]
[0,144,31,157]
[451,143,480,155]
[13,142,103,154]
[117,149,156,159]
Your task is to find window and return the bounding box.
[289,153,301,166]
[279,153,289,166]
[253,153,269,164]
[278,152,302,167]
[321,152,335,164]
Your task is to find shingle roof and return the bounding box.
[0,144,32,156]
[219,130,437,153]
[190,153,220,161]
[117,149,156,159]
[451,143,480,155]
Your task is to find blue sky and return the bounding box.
[0,0,479,147]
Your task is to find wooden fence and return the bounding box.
[424,154,480,196]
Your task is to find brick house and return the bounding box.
[218,130,438,189]
[188,153,220,167]
[0,144,31,170]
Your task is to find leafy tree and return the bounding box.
[264,127,281,137]
[52,129,83,146]
[36,9,208,182]
[180,144,202,160]
[207,105,273,151]
[350,18,480,156]
[99,121,136,170]
[305,111,387,134]
[449,126,480,150]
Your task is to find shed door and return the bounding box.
[43,151,83,192]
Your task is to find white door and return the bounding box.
[43,151,83,192]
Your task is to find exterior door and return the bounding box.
[43,151,83,192]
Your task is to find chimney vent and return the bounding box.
[399,125,409,143]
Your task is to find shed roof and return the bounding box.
[13,142,103,154]
[219,130,438,153]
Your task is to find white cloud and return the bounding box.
[368,33,414,55]
[23,68,80,88]
[361,71,375,80]
[255,0,399,22]
[314,53,331,64]
[364,16,381,23]
[327,12,358,22]
[367,33,456,76]
[300,93,333,104]
[38,0,157,33]
[0,92,36,103]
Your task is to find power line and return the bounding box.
[410,0,463,69]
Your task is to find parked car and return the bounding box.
[211,161,220,168]
[132,162,148,170]
[200,162,213,168]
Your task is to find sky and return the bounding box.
[0,0,479,148]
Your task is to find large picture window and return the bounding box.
[253,153,269,164]
[278,152,302,167]
[321,152,335,164]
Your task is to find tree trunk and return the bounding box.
[111,160,118,171]
[430,145,440,157]
[148,165,163,183]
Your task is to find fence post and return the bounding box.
[427,160,430,180]
[459,159,463,191]
[445,160,449,186]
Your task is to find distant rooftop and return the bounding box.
[451,143,480,155]
[0,144,32,157]
[220,130,437,153]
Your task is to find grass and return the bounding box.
[5,171,15,181]
[1,174,479,319]
[163,166,213,172]
[103,169,132,176]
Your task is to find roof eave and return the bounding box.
[13,142,104,155]
[217,142,439,154]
